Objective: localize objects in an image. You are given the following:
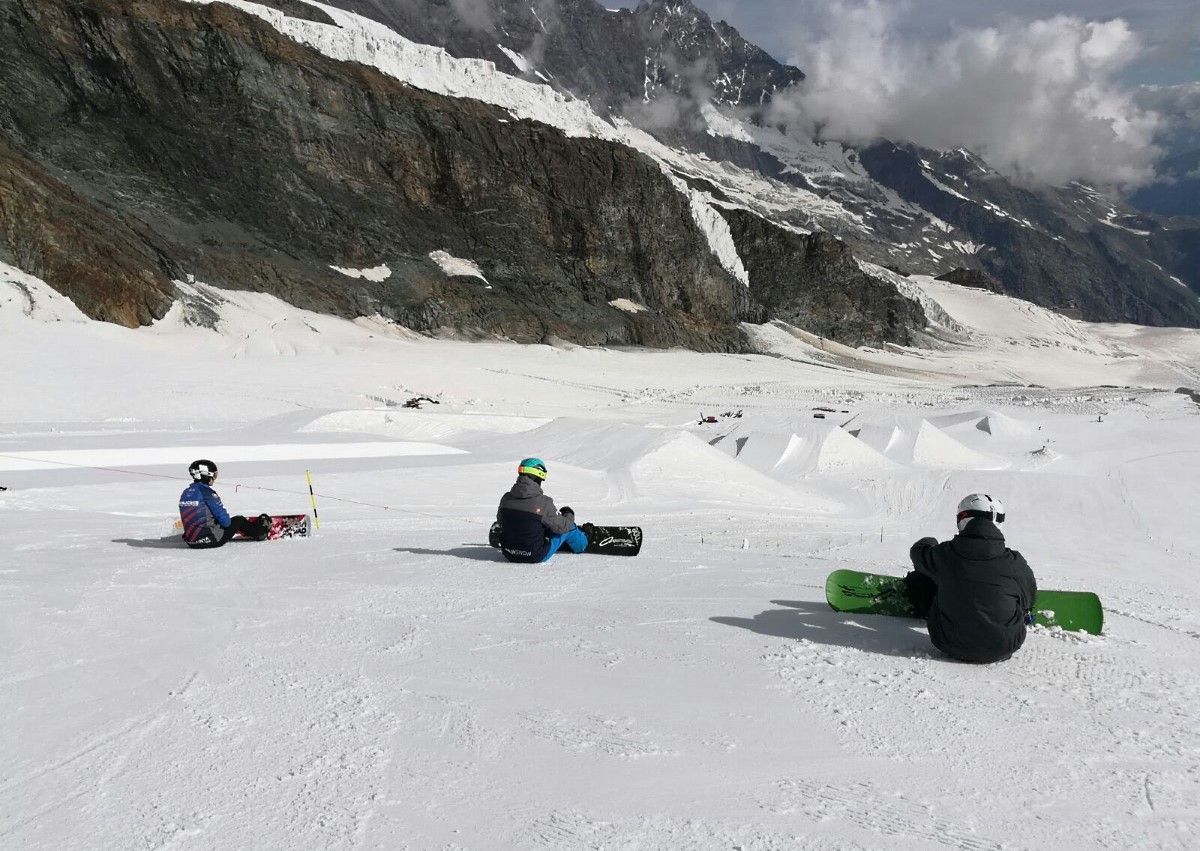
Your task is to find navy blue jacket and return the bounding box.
[496,476,574,563]
[179,481,231,543]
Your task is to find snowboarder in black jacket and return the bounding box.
[905,493,1037,663]
[493,458,589,563]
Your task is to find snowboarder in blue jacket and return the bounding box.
[494,458,589,563]
[178,459,270,548]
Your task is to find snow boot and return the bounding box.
[252,513,272,541]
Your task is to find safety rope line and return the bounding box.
[0,452,486,524]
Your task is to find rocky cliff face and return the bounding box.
[321,0,1200,329]
[0,137,176,326]
[0,0,927,349]
[720,209,926,346]
[0,0,754,347]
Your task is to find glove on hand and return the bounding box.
[1024,610,1036,626]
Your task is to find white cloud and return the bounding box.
[768,1,1163,187]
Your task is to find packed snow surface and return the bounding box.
[4,267,1200,851]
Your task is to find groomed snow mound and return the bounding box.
[815,427,900,473]
[845,416,1006,470]
[911,420,1006,470]
[930,409,1039,441]
[712,425,896,477]
[631,431,836,509]
[477,419,842,510]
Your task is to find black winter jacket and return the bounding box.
[909,519,1037,663]
[496,476,574,563]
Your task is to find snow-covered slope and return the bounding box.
[749,275,1200,390]
[4,259,1200,849]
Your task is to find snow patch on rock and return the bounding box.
[429,251,490,287]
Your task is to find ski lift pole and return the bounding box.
[305,470,321,530]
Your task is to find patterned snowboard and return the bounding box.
[825,569,1103,635]
[488,522,642,556]
[244,514,310,541]
[169,514,310,541]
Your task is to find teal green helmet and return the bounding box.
[517,457,547,481]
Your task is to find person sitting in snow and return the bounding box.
[492,457,589,563]
[904,493,1037,664]
[178,459,271,548]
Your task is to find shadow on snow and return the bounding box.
[112,536,191,549]
[393,545,505,562]
[711,599,934,659]
[112,536,262,549]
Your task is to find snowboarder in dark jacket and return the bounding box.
[494,458,588,563]
[178,459,270,549]
[905,493,1037,663]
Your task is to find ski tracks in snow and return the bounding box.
[758,617,1200,849]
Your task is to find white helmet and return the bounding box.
[956,493,1004,532]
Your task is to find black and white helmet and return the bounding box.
[188,459,218,485]
[956,493,1004,532]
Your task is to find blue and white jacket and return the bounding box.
[179,481,231,543]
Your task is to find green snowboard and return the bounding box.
[825,569,1103,635]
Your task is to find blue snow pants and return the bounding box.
[541,527,589,562]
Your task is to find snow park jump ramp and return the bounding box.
[842,415,1008,470]
[710,424,897,478]
[466,418,843,511]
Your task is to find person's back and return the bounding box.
[496,458,586,563]
[178,459,269,548]
[907,494,1037,663]
[179,472,231,547]
[498,475,558,562]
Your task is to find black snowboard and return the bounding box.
[488,522,642,557]
[584,525,642,556]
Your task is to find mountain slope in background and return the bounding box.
[0,0,935,348]
[1,0,1198,348]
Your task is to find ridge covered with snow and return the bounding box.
[4,252,1200,848]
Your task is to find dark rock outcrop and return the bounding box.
[0,0,758,347]
[328,0,1200,332]
[721,208,926,346]
[0,137,176,325]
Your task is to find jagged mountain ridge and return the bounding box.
[0,0,931,348]
[323,0,803,115]
[319,0,1200,327]
[1,0,1197,349]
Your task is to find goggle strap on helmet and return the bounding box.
[957,509,1004,524]
[189,459,218,482]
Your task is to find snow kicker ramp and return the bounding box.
[712,425,896,478]
[476,418,841,510]
[846,416,1007,470]
[929,409,1039,442]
